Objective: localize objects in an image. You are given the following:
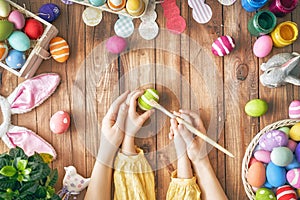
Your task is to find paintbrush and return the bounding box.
[148,99,234,158]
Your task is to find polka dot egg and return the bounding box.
[5,49,26,69]
[211,35,235,57]
[255,188,276,200]
[49,37,70,63]
[0,42,8,61]
[50,111,70,134]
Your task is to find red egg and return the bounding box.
[24,18,44,40]
[50,111,70,134]
[276,185,297,200]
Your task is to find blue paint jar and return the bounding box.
[241,0,268,12]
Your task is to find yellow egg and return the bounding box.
[126,0,145,16]
[289,122,300,141]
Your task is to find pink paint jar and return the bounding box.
[269,0,299,17]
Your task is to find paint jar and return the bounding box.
[269,0,299,17]
[248,10,277,36]
[241,0,268,12]
[271,21,299,47]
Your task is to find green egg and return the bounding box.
[278,126,290,137]
[255,188,275,200]
[0,0,11,17]
[0,20,13,41]
[138,89,159,111]
[245,99,268,117]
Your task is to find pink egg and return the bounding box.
[287,168,300,189]
[287,139,298,152]
[289,100,300,119]
[50,111,70,134]
[8,10,25,30]
[106,35,127,54]
[211,35,235,56]
[253,35,273,58]
[254,150,271,163]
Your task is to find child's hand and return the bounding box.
[124,90,154,137]
[169,109,208,163]
[98,91,129,165]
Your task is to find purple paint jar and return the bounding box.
[269,0,299,17]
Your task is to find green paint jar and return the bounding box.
[248,10,277,36]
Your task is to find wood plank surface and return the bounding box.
[0,0,299,199]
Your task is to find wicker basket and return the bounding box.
[0,0,58,78]
[242,119,300,199]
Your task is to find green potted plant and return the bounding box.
[0,147,61,200]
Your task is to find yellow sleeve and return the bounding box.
[166,170,201,200]
[113,148,155,200]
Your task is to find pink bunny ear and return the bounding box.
[5,125,57,158]
[7,73,61,114]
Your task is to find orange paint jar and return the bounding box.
[271,21,298,47]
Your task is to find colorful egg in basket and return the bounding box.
[242,119,300,199]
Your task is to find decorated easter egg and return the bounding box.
[38,3,61,23]
[108,0,126,11]
[259,130,288,151]
[138,88,159,111]
[126,0,145,16]
[0,0,11,17]
[245,99,268,117]
[89,0,106,6]
[246,161,266,187]
[8,31,30,52]
[266,162,286,187]
[50,111,70,134]
[287,168,300,188]
[253,35,273,58]
[289,100,300,119]
[276,185,297,200]
[270,147,293,167]
[5,50,26,70]
[255,188,276,200]
[254,150,271,164]
[24,19,44,40]
[278,126,290,137]
[211,35,235,57]
[8,10,25,30]
[82,7,103,27]
[0,42,8,61]
[0,20,14,41]
[295,143,300,162]
[287,139,297,152]
[286,156,300,170]
[290,122,300,141]
[106,36,127,54]
[49,37,70,63]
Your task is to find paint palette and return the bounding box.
[69,0,149,18]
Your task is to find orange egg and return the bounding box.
[49,37,70,63]
[246,161,266,187]
[108,0,126,11]
[0,42,8,61]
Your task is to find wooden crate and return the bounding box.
[0,0,59,79]
[69,0,149,18]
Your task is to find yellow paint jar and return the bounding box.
[271,21,298,47]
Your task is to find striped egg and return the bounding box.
[0,42,8,61]
[138,88,159,111]
[276,185,297,200]
[287,168,300,189]
[108,0,126,11]
[289,100,300,119]
[211,35,235,56]
[49,37,70,63]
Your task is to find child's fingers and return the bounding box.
[115,103,129,131]
[138,109,154,125]
[129,90,144,114]
[179,109,206,132]
[177,124,194,148]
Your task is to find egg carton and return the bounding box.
[0,0,58,78]
[69,0,149,18]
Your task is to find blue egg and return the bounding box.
[266,162,286,187]
[8,31,30,52]
[89,0,106,6]
[38,3,60,23]
[286,156,300,170]
[263,180,273,189]
[5,50,26,69]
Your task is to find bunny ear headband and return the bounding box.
[0,73,60,159]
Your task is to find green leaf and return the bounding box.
[0,166,17,177]
[0,179,17,191]
[28,153,44,164]
[17,174,23,182]
[19,182,38,194]
[30,164,50,181]
[22,168,31,176]
[35,185,47,198]
[9,147,27,160]
[50,193,61,200]
[47,169,58,187]
[17,160,28,171]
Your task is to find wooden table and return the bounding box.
[0,0,299,199]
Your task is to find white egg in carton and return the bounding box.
[69,0,149,18]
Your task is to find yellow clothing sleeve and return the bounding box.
[113,148,155,200]
[166,171,201,200]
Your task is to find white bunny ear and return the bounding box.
[4,125,57,158]
[7,73,61,114]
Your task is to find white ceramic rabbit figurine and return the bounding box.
[260,52,300,88]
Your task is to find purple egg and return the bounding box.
[259,130,288,151]
[295,143,300,163]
